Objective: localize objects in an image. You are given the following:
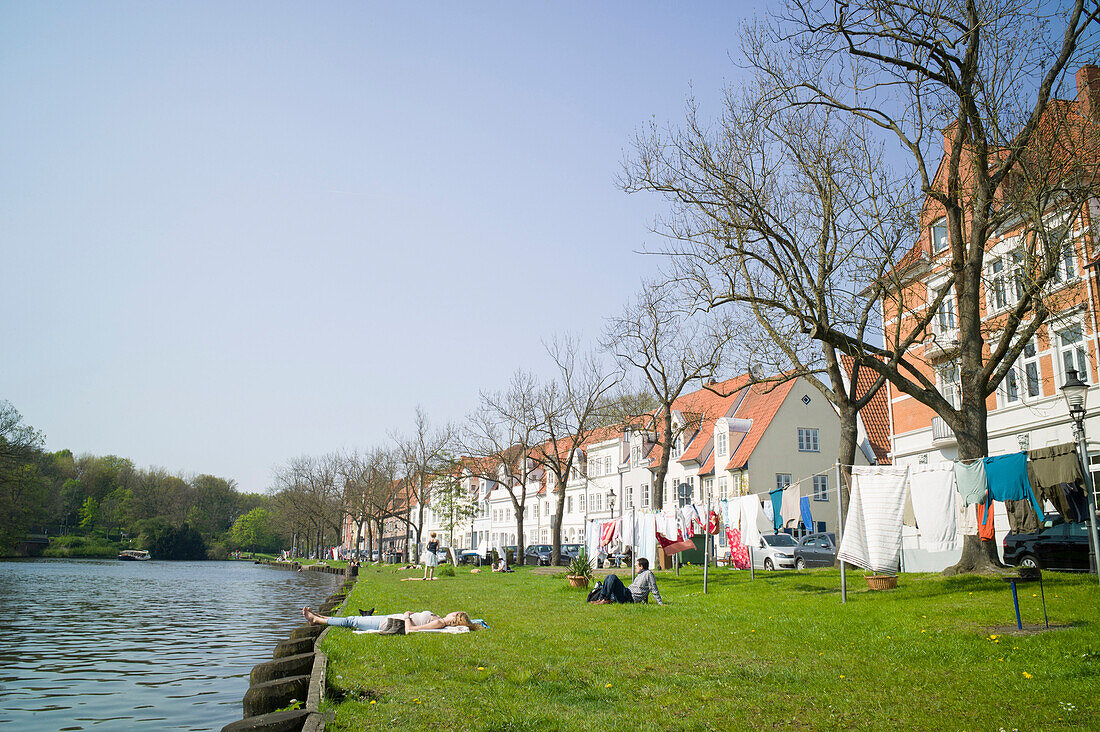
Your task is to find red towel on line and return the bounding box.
[656,530,695,555]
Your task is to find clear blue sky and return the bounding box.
[1,2,755,493]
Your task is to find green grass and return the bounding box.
[320,565,1100,731]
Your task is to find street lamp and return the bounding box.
[608,489,616,566]
[1061,367,1100,584]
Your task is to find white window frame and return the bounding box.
[797,428,820,453]
[716,431,728,457]
[931,217,949,253]
[604,456,612,474]
[717,475,728,499]
[1055,319,1091,384]
[813,475,828,501]
[776,473,792,492]
[579,494,586,513]
[625,486,634,510]
[641,483,650,508]
[937,363,961,409]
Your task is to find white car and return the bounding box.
[752,533,798,570]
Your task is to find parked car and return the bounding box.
[458,549,484,566]
[524,544,553,565]
[559,543,585,566]
[794,532,837,569]
[1003,518,1098,572]
[753,533,798,570]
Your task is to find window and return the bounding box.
[579,494,586,513]
[988,258,1008,310]
[931,218,949,253]
[813,475,828,501]
[641,483,650,508]
[589,458,601,477]
[1056,322,1090,383]
[776,474,792,492]
[625,486,634,509]
[594,493,602,512]
[798,428,820,452]
[1049,241,1078,285]
[631,444,641,467]
[604,456,612,474]
[567,496,574,514]
[718,476,728,499]
[938,363,961,409]
[671,435,683,458]
[1003,339,1042,404]
[936,291,957,333]
[716,431,728,457]
[532,503,539,519]
[703,477,713,499]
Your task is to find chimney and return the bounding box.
[1076,65,1100,122]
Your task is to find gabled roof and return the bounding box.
[725,379,798,470]
[675,375,751,465]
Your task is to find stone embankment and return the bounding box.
[220,561,357,732]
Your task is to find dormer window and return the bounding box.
[716,431,728,457]
[931,218,949,253]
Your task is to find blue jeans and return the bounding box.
[325,615,390,631]
[596,574,634,603]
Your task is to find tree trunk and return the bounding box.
[552,485,565,566]
[943,406,1004,575]
[836,403,859,519]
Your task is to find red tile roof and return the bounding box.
[841,355,892,464]
[725,379,798,470]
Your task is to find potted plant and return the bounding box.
[566,549,594,588]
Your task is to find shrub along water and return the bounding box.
[320,566,1100,730]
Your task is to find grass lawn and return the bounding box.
[319,564,1100,731]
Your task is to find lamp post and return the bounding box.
[608,489,616,567]
[1061,367,1100,585]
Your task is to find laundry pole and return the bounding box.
[835,463,847,604]
[703,489,711,593]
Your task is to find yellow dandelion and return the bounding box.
[1022,672,1033,679]
[370,700,377,705]
[840,675,846,679]
[477,666,485,671]
[605,683,612,688]
[921,630,927,634]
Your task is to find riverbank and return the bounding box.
[220,561,357,731]
[319,564,1100,730]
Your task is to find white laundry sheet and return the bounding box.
[908,462,960,552]
[837,465,910,574]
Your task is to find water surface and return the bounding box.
[0,559,337,731]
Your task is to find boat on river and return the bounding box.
[118,549,151,561]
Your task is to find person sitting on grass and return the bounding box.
[303,607,480,632]
[587,557,665,606]
[492,556,512,573]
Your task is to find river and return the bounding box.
[0,558,338,731]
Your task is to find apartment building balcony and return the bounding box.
[931,416,956,446]
[925,330,960,360]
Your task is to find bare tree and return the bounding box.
[461,370,543,565]
[602,284,732,510]
[531,336,620,566]
[393,407,457,560]
[340,447,401,560]
[623,79,907,510]
[628,0,1100,573]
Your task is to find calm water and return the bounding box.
[0,559,338,731]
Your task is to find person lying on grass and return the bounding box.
[303,607,481,632]
[587,557,665,606]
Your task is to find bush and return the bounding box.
[439,564,456,577]
[42,535,120,558]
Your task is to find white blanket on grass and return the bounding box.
[837,466,910,573]
[354,626,470,634]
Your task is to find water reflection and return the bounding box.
[0,559,337,731]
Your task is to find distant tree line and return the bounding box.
[0,400,288,559]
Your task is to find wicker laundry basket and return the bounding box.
[865,574,899,590]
